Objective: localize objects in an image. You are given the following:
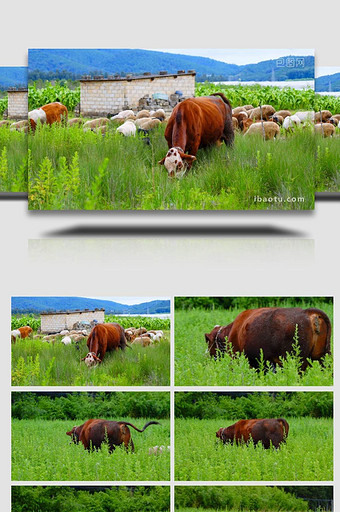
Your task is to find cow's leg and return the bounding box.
[99,346,106,361]
[108,443,116,454]
[129,438,135,453]
[223,115,235,146]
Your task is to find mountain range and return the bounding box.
[28,49,314,82]
[11,297,170,315]
[315,73,340,92]
[0,67,27,90]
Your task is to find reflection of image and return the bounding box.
[28,48,317,210]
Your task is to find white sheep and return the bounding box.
[111,109,135,120]
[117,120,136,137]
[61,336,72,345]
[283,115,301,130]
[295,111,315,123]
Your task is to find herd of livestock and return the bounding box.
[1,91,339,179]
[11,321,165,367]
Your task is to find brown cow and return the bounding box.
[11,326,33,343]
[205,307,331,370]
[82,322,129,366]
[216,418,289,449]
[66,419,160,453]
[29,102,68,132]
[158,92,234,177]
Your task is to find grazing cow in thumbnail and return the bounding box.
[158,92,234,177]
[216,418,289,449]
[205,307,331,370]
[29,102,68,132]
[66,419,160,453]
[11,326,33,343]
[81,322,129,367]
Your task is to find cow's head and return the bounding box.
[81,352,102,367]
[158,147,196,177]
[216,426,233,443]
[66,426,80,444]
[205,325,223,359]
[216,428,224,439]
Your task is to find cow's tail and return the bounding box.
[118,420,161,432]
[305,308,332,355]
[211,92,232,109]
[277,418,289,439]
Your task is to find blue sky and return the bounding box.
[86,297,170,305]
[316,66,340,78]
[152,49,314,66]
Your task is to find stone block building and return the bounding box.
[40,308,105,333]
[7,88,28,120]
[80,70,196,117]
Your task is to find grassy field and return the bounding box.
[175,484,330,511]
[0,125,27,192]
[315,134,340,192]
[175,302,333,386]
[174,417,333,481]
[12,333,170,386]
[28,121,315,210]
[177,509,326,512]
[12,417,170,481]
[12,486,170,512]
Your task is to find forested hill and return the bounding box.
[0,67,27,90]
[11,296,170,315]
[28,49,314,82]
[316,72,340,92]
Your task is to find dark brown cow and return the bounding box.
[205,307,331,370]
[216,418,289,449]
[66,419,160,453]
[66,419,97,444]
[82,322,129,367]
[158,92,234,177]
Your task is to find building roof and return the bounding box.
[80,70,196,82]
[40,308,105,315]
[7,88,28,93]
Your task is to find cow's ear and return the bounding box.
[205,333,211,344]
[158,157,166,165]
[180,153,196,164]
[94,355,102,362]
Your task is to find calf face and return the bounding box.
[158,147,196,178]
[82,352,101,367]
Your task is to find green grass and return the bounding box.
[177,509,324,512]
[175,302,333,386]
[315,132,340,192]
[175,417,333,481]
[11,333,170,386]
[12,418,170,481]
[0,127,27,192]
[28,122,315,210]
